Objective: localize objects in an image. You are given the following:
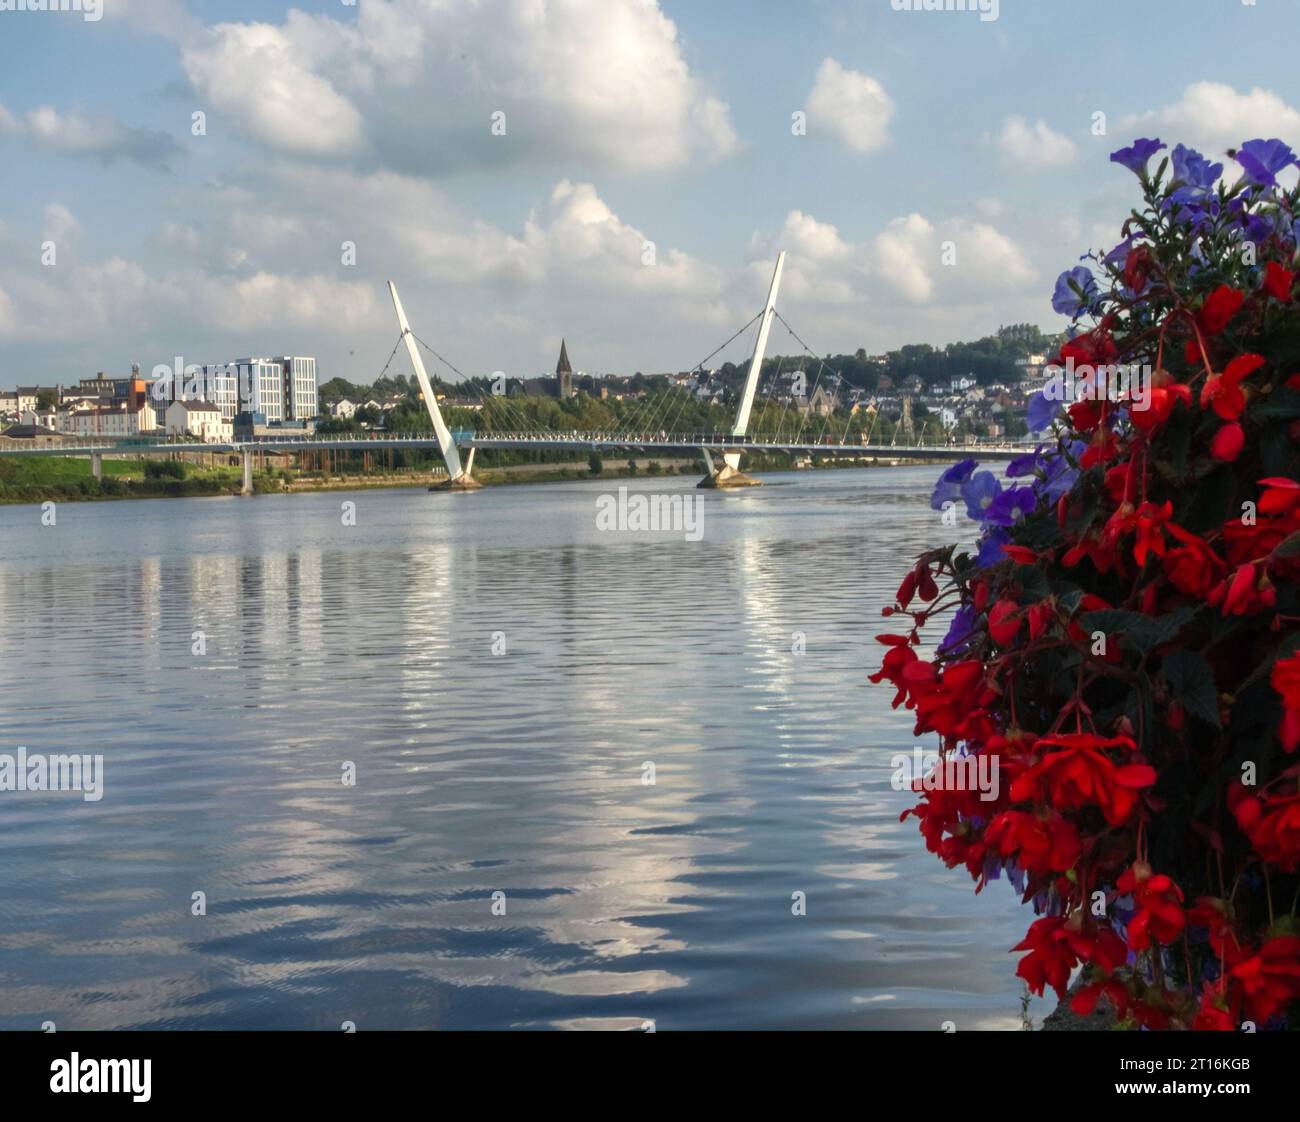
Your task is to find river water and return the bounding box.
[0,466,1048,1030]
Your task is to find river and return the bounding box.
[0,466,1048,1029]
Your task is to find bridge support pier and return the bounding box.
[697,452,761,489]
[240,449,254,496]
[90,453,102,482]
[431,473,483,492]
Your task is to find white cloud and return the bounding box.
[174,0,739,173]
[0,103,181,168]
[180,22,365,157]
[996,116,1077,168]
[0,168,731,372]
[874,214,935,303]
[806,58,893,154]
[43,203,79,244]
[1125,82,1300,156]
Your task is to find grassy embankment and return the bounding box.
[0,446,913,505]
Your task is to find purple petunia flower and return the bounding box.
[939,603,979,655]
[1236,137,1297,189]
[930,457,978,512]
[1103,236,1135,267]
[1110,137,1166,179]
[1006,447,1046,478]
[1039,455,1079,504]
[961,470,1002,522]
[1052,265,1098,317]
[1026,382,1063,433]
[974,526,1011,569]
[984,485,1038,527]
[1171,143,1223,194]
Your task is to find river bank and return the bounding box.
[0,449,942,506]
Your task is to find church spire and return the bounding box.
[556,339,574,398]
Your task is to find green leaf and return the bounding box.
[1161,649,1221,729]
[1014,564,1051,601]
[1082,606,1198,656]
[1254,386,1300,419]
[1275,531,1300,559]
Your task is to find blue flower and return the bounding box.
[1006,447,1046,478]
[1103,236,1135,266]
[1171,143,1222,194]
[960,470,1002,522]
[974,526,1011,569]
[1026,382,1063,433]
[1052,266,1098,317]
[1040,456,1078,505]
[930,457,978,511]
[1165,144,1224,230]
[985,485,1038,527]
[939,604,978,655]
[1110,137,1165,179]
[1236,137,1297,188]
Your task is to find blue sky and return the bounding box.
[1,0,1298,389]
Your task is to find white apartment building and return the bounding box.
[63,402,159,438]
[280,356,318,421]
[164,400,232,442]
[197,364,243,420]
[233,359,285,423]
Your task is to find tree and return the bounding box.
[587,452,603,475]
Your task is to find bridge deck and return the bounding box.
[0,434,1035,460]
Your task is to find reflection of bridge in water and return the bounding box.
[0,252,1039,493]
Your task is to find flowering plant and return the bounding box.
[874,137,1300,1029]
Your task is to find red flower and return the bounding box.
[1259,476,1300,519]
[1117,862,1185,949]
[1263,261,1295,303]
[904,659,992,740]
[1187,897,1243,959]
[1209,561,1276,616]
[1210,421,1245,462]
[1012,916,1078,1000]
[869,634,918,708]
[1192,982,1236,1031]
[1010,733,1155,827]
[988,598,1022,646]
[1123,245,1154,294]
[900,783,988,877]
[1231,786,1300,871]
[1271,654,1300,753]
[985,809,1081,876]
[1072,978,1132,1022]
[1130,372,1192,433]
[1228,936,1300,1025]
[1201,353,1265,421]
[1163,523,1226,598]
[1196,284,1245,336]
[1132,500,1173,567]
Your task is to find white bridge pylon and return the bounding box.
[702,249,786,488]
[388,281,480,490]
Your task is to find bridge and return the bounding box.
[0,254,1039,494]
